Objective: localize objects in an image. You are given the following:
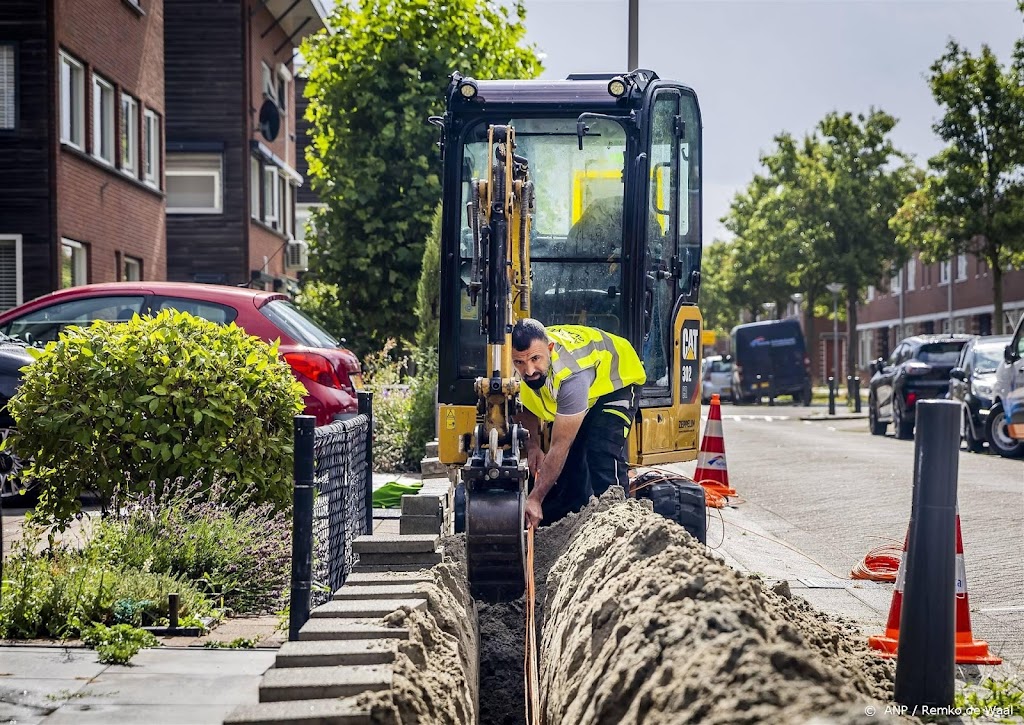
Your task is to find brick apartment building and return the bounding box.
[163,0,325,290]
[0,0,166,310]
[856,252,1024,371]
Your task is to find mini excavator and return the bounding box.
[432,71,705,601]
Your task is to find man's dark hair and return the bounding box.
[512,318,549,351]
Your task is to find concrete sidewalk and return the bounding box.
[0,646,276,725]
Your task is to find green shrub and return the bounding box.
[406,347,437,466]
[9,309,307,530]
[0,533,213,640]
[362,340,415,472]
[82,623,161,665]
[88,478,291,614]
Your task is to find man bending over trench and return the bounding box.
[511,318,646,529]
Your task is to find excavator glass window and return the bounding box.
[457,116,628,378]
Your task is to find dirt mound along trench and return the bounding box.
[357,555,478,725]
[540,497,895,724]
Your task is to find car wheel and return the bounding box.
[985,402,1024,459]
[963,411,985,453]
[893,399,914,440]
[869,396,887,436]
[0,428,36,504]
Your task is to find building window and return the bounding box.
[61,238,88,288]
[890,270,901,294]
[143,109,160,187]
[0,44,15,130]
[262,62,276,103]
[250,156,261,218]
[120,93,138,176]
[0,235,23,310]
[59,51,85,148]
[956,253,967,281]
[939,259,951,285]
[123,255,141,281]
[866,285,875,302]
[166,153,222,213]
[263,167,280,227]
[954,317,966,334]
[92,74,115,164]
[905,259,915,292]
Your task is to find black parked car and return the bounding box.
[950,334,1022,456]
[0,335,34,502]
[868,334,974,440]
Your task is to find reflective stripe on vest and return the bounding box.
[519,325,646,422]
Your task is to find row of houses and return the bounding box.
[779,254,1024,385]
[0,0,327,309]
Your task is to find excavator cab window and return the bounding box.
[456,116,629,379]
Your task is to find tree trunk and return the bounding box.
[992,263,1004,334]
[846,283,859,384]
[803,292,816,383]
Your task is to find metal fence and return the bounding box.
[289,392,373,639]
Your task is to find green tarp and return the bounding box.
[372,481,423,509]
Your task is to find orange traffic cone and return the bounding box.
[953,512,1002,665]
[693,394,737,499]
[868,513,1002,665]
[867,528,908,656]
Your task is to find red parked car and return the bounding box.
[0,282,362,426]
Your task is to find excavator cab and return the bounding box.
[434,71,703,600]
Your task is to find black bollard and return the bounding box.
[853,376,862,413]
[894,399,959,708]
[755,374,763,405]
[289,415,316,642]
[828,377,836,416]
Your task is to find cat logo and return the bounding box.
[681,324,699,362]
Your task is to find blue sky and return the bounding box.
[520,0,1023,242]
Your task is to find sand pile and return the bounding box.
[359,556,478,724]
[540,496,896,724]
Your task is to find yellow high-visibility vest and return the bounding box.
[519,325,646,422]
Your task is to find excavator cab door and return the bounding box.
[633,84,704,465]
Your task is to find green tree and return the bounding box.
[302,0,542,356]
[891,40,1024,327]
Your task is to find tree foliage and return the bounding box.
[302,0,542,355]
[891,39,1024,325]
[9,311,306,529]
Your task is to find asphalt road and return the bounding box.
[702,400,1024,670]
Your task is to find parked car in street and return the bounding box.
[949,335,1012,454]
[990,315,1024,458]
[0,335,34,502]
[868,334,973,440]
[730,319,812,405]
[0,283,363,427]
[701,355,733,403]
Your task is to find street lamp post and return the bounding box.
[826,283,843,416]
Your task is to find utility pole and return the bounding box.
[628,0,638,70]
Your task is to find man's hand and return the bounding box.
[524,493,543,529]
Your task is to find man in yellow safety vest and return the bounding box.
[511,318,646,528]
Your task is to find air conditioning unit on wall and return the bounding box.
[285,240,309,272]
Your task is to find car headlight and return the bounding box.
[973,383,993,398]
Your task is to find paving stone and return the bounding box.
[350,563,433,574]
[356,551,442,568]
[400,494,442,516]
[224,697,374,724]
[400,514,442,535]
[297,620,408,641]
[344,571,434,586]
[352,534,439,554]
[310,599,427,619]
[424,440,438,457]
[419,457,447,476]
[332,584,425,600]
[259,665,391,702]
[275,639,395,668]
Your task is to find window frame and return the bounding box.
[120,92,139,176]
[0,234,24,310]
[250,156,261,219]
[0,42,16,132]
[956,253,968,282]
[939,259,951,285]
[59,51,85,149]
[123,255,142,281]
[263,166,280,227]
[165,153,223,214]
[92,73,116,165]
[61,237,88,289]
[143,108,161,188]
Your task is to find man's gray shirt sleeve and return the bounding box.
[555,368,596,416]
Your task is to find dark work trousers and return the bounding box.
[540,383,641,526]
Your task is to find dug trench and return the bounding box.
[363,488,900,724]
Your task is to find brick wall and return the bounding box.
[55,0,166,283]
[250,221,287,280]
[249,2,295,168]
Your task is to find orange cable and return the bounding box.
[850,542,902,582]
[524,527,540,725]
